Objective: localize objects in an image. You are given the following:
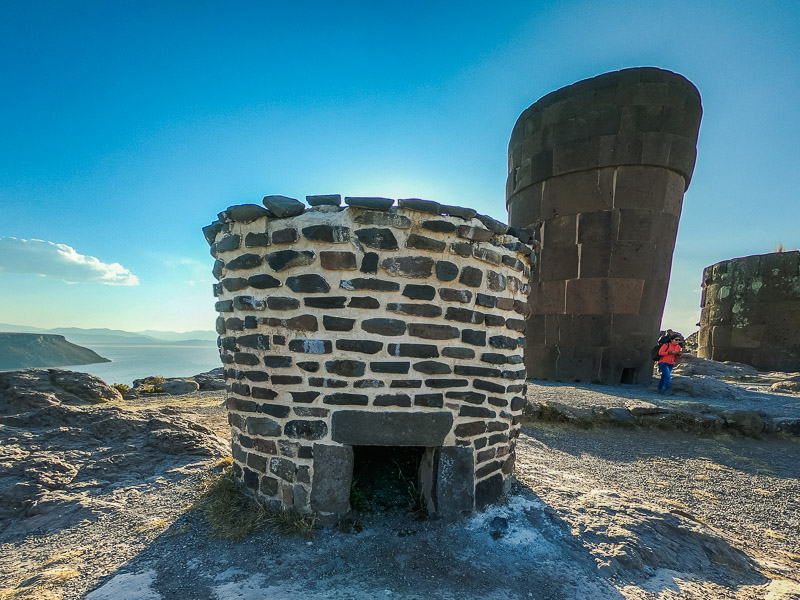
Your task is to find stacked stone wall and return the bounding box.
[506,67,702,384]
[204,196,534,517]
[698,251,800,371]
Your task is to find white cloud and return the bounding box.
[0,237,139,286]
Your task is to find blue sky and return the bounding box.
[1,0,798,334]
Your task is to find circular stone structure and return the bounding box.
[698,251,800,371]
[204,196,534,520]
[506,67,702,384]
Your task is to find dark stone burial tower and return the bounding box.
[506,67,702,384]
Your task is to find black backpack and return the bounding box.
[650,344,663,361]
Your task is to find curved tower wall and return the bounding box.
[506,67,702,384]
[205,199,533,519]
[698,251,800,371]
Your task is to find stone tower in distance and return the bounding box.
[507,67,702,384]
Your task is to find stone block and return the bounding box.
[540,168,613,220]
[543,214,577,246]
[474,473,504,510]
[538,244,578,281]
[565,278,643,314]
[607,241,656,278]
[331,411,453,446]
[434,447,475,518]
[311,444,353,514]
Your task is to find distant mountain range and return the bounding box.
[0,324,218,346]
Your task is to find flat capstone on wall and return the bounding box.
[203,194,535,519]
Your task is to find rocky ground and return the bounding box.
[0,365,798,599]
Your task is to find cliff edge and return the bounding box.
[0,333,110,370]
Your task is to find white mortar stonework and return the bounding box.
[205,198,535,519]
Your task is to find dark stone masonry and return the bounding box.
[506,67,702,385]
[698,251,800,372]
[206,196,533,520]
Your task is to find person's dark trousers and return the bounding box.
[658,362,673,391]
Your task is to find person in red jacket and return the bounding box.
[657,333,683,395]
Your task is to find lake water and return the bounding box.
[62,344,223,386]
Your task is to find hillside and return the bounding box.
[0,333,111,370]
[0,324,217,345]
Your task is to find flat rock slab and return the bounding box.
[331,410,453,446]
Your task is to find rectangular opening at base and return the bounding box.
[620,367,637,385]
[349,446,428,514]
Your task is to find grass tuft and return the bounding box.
[192,468,317,540]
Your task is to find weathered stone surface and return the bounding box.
[474,379,505,394]
[406,234,446,252]
[302,225,350,243]
[446,307,484,325]
[203,221,224,245]
[311,444,353,513]
[439,288,472,303]
[263,195,306,218]
[454,365,502,378]
[436,261,459,281]
[345,196,393,210]
[454,421,486,437]
[267,250,316,271]
[461,329,487,346]
[460,405,496,418]
[271,228,298,244]
[246,416,282,437]
[476,293,497,308]
[382,256,435,278]
[407,323,459,339]
[387,303,442,318]
[374,394,412,407]
[237,334,270,350]
[339,290,376,311]
[296,361,320,373]
[220,204,271,223]
[359,252,378,274]
[390,380,423,388]
[473,247,501,266]
[340,278,400,292]
[458,266,483,287]
[264,356,292,368]
[212,259,225,280]
[267,296,300,311]
[413,360,452,374]
[441,205,478,220]
[252,386,278,399]
[353,379,385,388]
[221,277,248,292]
[284,420,328,440]
[387,343,439,358]
[475,473,504,509]
[435,446,475,518]
[325,360,366,377]
[476,214,509,234]
[336,339,383,354]
[481,353,508,365]
[320,251,357,270]
[414,393,443,408]
[450,242,472,257]
[489,335,518,350]
[322,316,355,331]
[270,375,303,385]
[331,410,453,445]
[227,253,263,270]
[442,347,475,359]
[306,194,341,206]
[446,391,486,404]
[224,317,243,331]
[304,296,347,309]
[370,361,410,374]
[287,339,332,354]
[485,315,506,327]
[422,220,457,234]
[215,234,241,252]
[262,314,318,331]
[233,296,265,311]
[403,284,436,300]
[398,198,441,214]
[355,228,399,250]
[458,226,493,242]
[359,318,405,336]
[291,391,321,403]
[354,210,411,229]
[234,352,260,365]
[323,393,369,406]
[286,274,330,293]
[245,274,279,289]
